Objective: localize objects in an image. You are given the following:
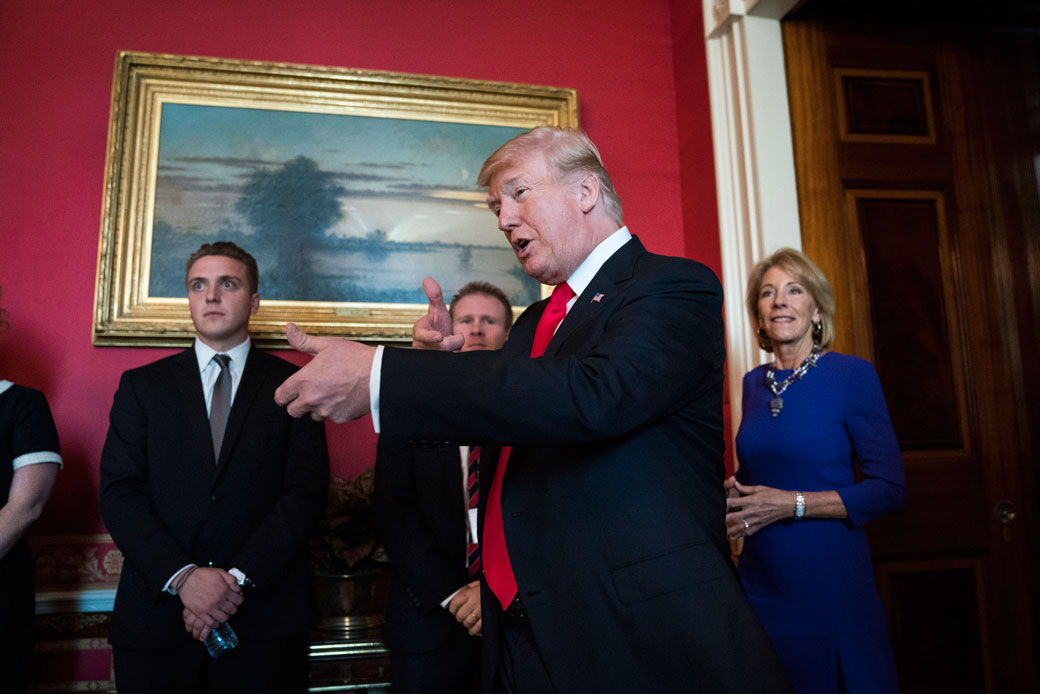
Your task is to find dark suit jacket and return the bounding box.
[380,237,790,694]
[373,441,470,653]
[100,346,329,649]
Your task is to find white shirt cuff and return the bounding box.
[370,345,384,434]
[163,563,198,595]
[441,585,464,609]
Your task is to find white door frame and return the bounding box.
[701,0,801,443]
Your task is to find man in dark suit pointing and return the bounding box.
[276,128,789,693]
[101,242,329,693]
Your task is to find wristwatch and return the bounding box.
[229,567,252,587]
[794,492,806,519]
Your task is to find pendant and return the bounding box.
[769,397,783,417]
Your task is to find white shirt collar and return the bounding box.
[565,226,633,299]
[194,336,251,374]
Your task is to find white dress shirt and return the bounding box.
[194,336,251,415]
[163,336,251,594]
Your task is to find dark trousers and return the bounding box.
[0,543,35,694]
[391,623,480,694]
[492,601,556,694]
[113,631,309,694]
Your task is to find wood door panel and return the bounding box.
[836,145,949,185]
[870,460,987,555]
[783,20,1039,693]
[851,191,963,451]
[877,560,990,694]
[835,68,935,143]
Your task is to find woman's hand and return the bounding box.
[725,476,796,540]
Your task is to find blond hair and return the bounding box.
[477,127,623,226]
[745,248,836,352]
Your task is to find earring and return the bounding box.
[812,321,822,336]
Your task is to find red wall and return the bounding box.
[0,0,718,538]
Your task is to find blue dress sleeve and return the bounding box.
[835,359,907,526]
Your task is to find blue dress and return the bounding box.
[735,353,906,693]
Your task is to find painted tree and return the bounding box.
[236,156,346,299]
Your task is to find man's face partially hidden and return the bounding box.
[486,152,596,286]
[452,292,510,352]
[186,255,259,351]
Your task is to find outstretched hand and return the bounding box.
[412,277,465,351]
[274,323,376,422]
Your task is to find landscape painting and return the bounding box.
[92,52,577,346]
[148,104,536,305]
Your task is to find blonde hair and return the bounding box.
[745,248,836,352]
[477,127,623,226]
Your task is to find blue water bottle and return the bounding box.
[204,622,238,658]
[203,567,250,658]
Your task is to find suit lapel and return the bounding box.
[546,236,645,356]
[216,345,266,471]
[173,348,217,468]
[491,237,645,500]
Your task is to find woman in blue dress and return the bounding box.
[725,248,906,693]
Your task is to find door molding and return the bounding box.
[701,0,801,440]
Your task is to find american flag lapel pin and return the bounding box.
[592,292,604,303]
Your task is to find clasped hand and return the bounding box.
[178,567,244,641]
[447,580,482,636]
[724,476,792,540]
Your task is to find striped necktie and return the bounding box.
[466,446,481,578]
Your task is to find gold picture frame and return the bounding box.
[93,51,578,347]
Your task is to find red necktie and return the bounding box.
[484,282,575,608]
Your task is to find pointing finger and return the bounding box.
[422,276,444,306]
[274,372,300,409]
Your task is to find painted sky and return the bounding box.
[153,103,525,244]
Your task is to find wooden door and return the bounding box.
[783,20,1040,694]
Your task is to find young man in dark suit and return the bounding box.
[100,242,329,693]
[275,128,791,694]
[374,281,512,694]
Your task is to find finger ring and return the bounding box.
[743,519,750,529]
